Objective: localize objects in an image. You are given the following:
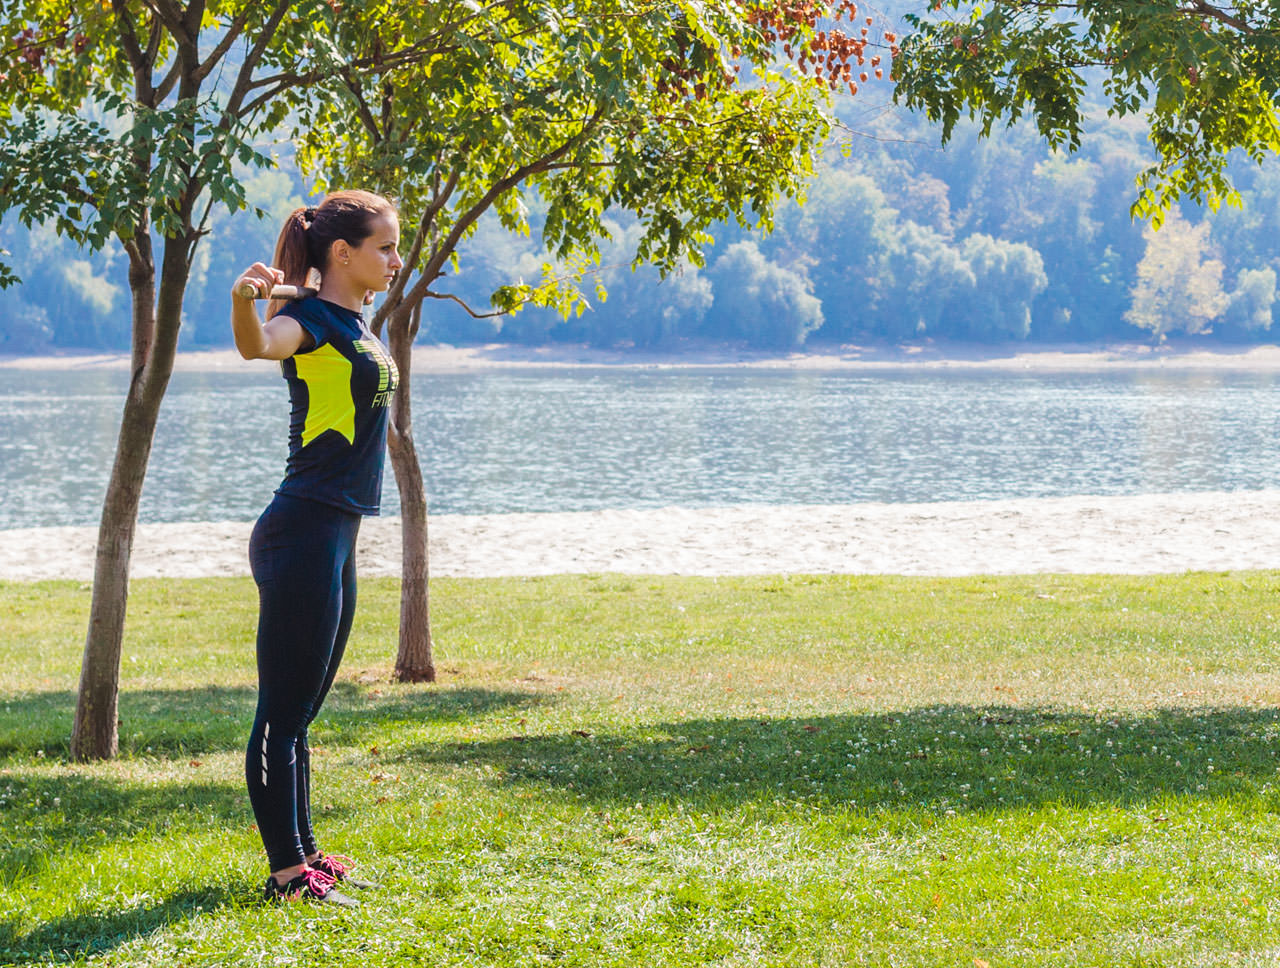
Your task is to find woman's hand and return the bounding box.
[231,263,309,360]
[232,262,285,301]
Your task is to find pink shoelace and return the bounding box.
[314,853,354,879]
[293,865,337,898]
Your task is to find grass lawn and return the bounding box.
[4,571,1280,966]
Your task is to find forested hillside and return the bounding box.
[3,35,1278,353]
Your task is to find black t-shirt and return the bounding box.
[273,297,399,515]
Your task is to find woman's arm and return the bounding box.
[231,262,311,360]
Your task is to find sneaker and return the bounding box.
[311,852,379,890]
[263,865,359,907]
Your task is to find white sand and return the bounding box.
[1,491,1276,581]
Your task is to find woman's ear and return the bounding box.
[330,239,352,266]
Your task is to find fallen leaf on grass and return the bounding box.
[974,960,990,968]
[802,725,820,733]
[572,729,593,738]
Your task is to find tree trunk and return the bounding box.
[70,236,186,761]
[387,303,435,683]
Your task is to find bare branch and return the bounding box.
[223,0,293,118]
[188,191,219,268]
[425,290,508,318]
[138,0,189,46]
[410,108,608,305]
[110,0,154,100]
[154,58,183,101]
[194,7,255,83]
[421,168,462,239]
[144,12,163,63]
[343,72,384,141]
[1182,0,1256,33]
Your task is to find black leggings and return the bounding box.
[246,493,361,871]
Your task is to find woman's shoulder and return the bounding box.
[274,296,348,352]
[276,294,328,322]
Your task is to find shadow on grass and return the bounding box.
[398,704,1280,814]
[0,684,548,894]
[0,885,235,965]
[0,772,257,878]
[0,683,549,757]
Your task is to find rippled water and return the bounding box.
[2,365,1279,529]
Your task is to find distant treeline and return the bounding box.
[4,94,1279,353]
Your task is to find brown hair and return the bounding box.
[268,189,397,317]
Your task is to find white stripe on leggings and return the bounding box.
[261,721,270,787]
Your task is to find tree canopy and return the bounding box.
[275,0,899,677]
[891,0,1280,221]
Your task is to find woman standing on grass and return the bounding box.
[230,189,402,907]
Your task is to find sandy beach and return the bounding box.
[2,491,1277,581]
[5,343,1280,580]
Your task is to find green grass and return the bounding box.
[5,572,1280,966]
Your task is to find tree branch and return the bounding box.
[410,108,607,306]
[238,37,460,115]
[144,12,164,63]
[343,72,384,141]
[154,57,183,102]
[223,0,293,118]
[1182,0,1256,33]
[421,168,462,241]
[182,0,208,47]
[194,7,254,83]
[110,0,154,102]
[424,290,508,318]
[139,0,189,47]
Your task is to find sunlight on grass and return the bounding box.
[3,573,1280,965]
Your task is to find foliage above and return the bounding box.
[891,0,1280,222]
[0,2,311,274]
[283,0,899,320]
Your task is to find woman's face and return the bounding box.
[338,212,402,293]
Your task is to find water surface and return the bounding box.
[2,366,1277,529]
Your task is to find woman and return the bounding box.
[230,189,403,906]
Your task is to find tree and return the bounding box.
[771,169,898,339]
[290,0,896,679]
[545,216,715,348]
[891,1,1280,221]
[880,220,973,339]
[0,1,443,759]
[705,239,824,347]
[1220,267,1278,338]
[1125,210,1228,338]
[943,233,1046,339]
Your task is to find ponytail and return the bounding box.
[266,192,396,319]
[267,207,315,319]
